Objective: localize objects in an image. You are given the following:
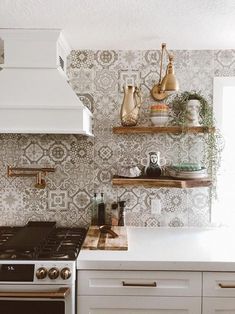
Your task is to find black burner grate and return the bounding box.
[37,228,87,260]
[0,222,87,260]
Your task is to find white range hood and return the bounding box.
[0,29,93,135]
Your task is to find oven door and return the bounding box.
[0,285,73,314]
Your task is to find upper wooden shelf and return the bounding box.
[112,176,212,189]
[113,126,215,134]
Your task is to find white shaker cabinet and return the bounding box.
[77,270,202,314]
[77,228,235,313]
[203,272,235,314]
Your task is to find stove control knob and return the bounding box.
[60,267,72,280]
[48,267,59,280]
[36,267,47,280]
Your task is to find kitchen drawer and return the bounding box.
[203,297,235,314]
[203,272,235,297]
[78,296,201,314]
[77,270,202,296]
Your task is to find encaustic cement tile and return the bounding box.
[1,47,227,227]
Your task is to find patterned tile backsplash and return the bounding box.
[0,44,234,227]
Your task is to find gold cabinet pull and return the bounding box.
[0,287,70,299]
[218,283,235,288]
[122,281,157,287]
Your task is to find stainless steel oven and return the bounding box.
[0,261,76,314]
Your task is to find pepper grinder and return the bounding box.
[118,201,126,226]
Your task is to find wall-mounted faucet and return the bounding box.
[7,166,55,189]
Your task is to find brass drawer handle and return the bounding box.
[218,283,235,288]
[0,287,70,299]
[122,281,157,287]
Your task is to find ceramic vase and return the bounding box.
[120,85,142,126]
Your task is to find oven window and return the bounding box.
[0,300,65,314]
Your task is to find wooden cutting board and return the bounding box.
[82,226,128,251]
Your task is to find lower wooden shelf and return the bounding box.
[112,176,212,188]
[113,126,215,134]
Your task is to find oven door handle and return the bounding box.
[0,287,70,299]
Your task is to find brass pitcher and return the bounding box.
[120,85,142,126]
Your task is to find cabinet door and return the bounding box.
[203,298,235,314]
[78,296,201,314]
[203,272,235,297]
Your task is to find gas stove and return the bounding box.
[0,221,87,260]
[0,221,87,314]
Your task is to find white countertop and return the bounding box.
[77,227,235,271]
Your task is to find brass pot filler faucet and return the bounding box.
[7,165,55,189]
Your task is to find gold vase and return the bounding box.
[120,85,142,126]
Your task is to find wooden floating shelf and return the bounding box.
[113,126,215,134]
[112,176,212,189]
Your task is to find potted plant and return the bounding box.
[170,91,214,128]
[170,91,224,197]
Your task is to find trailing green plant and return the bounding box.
[170,91,214,127]
[170,91,224,198]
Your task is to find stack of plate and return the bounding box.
[150,104,169,126]
[167,163,208,179]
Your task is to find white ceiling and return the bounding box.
[0,0,235,50]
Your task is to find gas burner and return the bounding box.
[0,251,35,260]
[49,253,70,259]
[50,252,77,259]
[0,253,15,259]
[0,239,9,244]
[60,242,77,246]
[1,233,15,237]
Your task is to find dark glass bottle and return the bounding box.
[97,193,105,225]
